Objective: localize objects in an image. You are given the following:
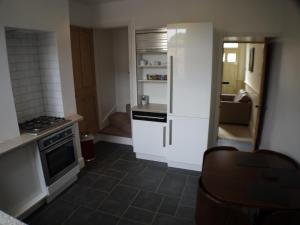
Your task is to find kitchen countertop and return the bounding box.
[132,104,167,114]
[0,114,83,157]
[0,210,26,225]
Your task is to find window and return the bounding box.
[223,43,239,48]
[227,53,237,63]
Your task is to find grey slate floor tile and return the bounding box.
[110,185,139,203]
[61,184,108,209]
[132,190,163,211]
[29,200,78,225]
[64,207,119,225]
[176,206,196,220]
[98,198,129,216]
[118,218,146,225]
[123,207,155,224]
[24,142,198,225]
[153,213,194,225]
[158,196,180,216]
[157,173,187,196]
[93,175,120,192]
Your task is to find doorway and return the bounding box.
[217,40,267,151]
[93,27,131,139]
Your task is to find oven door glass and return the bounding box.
[42,137,77,184]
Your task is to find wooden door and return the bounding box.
[222,48,239,94]
[71,26,99,134]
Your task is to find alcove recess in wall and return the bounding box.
[5,27,64,127]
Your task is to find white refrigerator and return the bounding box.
[165,23,213,171]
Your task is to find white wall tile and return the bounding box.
[6,29,64,123]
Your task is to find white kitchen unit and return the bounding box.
[166,116,209,171]
[132,119,166,162]
[132,105,167,162]
[167,23,213,118]
[132,23,213,171]
[165,23,213,171]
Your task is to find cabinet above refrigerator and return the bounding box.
[135,28,168,105]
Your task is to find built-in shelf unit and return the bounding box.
[136,28,168,104]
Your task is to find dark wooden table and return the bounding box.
[202,150,300,210]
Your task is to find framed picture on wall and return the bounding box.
[248,47,255,72]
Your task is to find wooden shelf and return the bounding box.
[137,65,167,68]
[138,80,167,83]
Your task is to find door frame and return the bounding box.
[214,37,271,151]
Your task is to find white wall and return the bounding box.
[244,44,264,93]
[90,0,283,34]
[260,0,300,163]
[244,43,264,137]
[94,27,130,128]
[69,1,92,27]
[94,29,116,129]
[112,28,130,112]
[0,0,78,141]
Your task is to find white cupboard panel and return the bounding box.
[132,119,166,161]
[166,116,209,171]
[167,23,213,118]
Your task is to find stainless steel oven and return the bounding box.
[38,126,78,186]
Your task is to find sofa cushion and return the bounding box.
[234,90,251,103]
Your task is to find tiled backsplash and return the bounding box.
[6,29,64,123]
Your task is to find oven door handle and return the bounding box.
[43,136,74,154]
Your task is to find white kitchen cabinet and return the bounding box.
[132,112,167,162]
[167,23,213,118]
[165,116,209,171]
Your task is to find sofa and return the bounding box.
[219,90,252,125]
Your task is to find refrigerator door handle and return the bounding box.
[169,120,173,145]
[163,126,166,147]
[170,55,174,114]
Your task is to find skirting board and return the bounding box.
[136,152,201,171]
[167,160,201,172]
[78,156,85,169]
[136,153,166,163]
[94,134,132,145]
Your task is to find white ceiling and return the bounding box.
[70,0,127,5]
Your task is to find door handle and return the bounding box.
[163,126,166,147]
[133,115,165,120]
[222,81,230,85]
[169,120,173,145]
[170,56,174,113]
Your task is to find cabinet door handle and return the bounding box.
[169,120,173,145]
[170,56,174,113]
[163,126,166,147]
[133,115,165,120]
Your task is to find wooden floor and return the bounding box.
[100,112,132,138]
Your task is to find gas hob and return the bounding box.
[19,116,69,135]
